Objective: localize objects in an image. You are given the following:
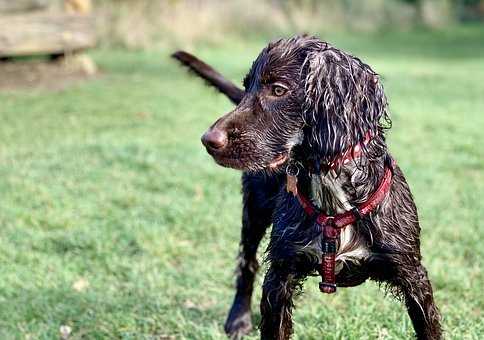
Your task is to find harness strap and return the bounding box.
[295,161,395,294]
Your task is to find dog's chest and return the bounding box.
[310,172,370,267]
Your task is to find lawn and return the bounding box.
[0,27,483,339]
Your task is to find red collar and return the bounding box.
[327,132,372,171]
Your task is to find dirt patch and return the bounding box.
[0,55,100,92]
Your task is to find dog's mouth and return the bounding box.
[207,148,289,172]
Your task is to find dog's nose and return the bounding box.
[201,128,228,150]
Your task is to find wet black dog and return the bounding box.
[173,36,442,340]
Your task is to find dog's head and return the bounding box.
[201,36,390,172]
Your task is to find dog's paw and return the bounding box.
[224,305,252,339]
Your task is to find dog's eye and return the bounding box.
[272,85,288,97]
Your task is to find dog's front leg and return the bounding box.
[397,262,443,340]
[260,264,297,340]
[225,173,277,339]
[379,257,443,340]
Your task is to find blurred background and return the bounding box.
[0,0,482,339]
[95,0,484,48]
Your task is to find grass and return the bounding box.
[0,26,483,339]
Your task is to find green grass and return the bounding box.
[0,27,483,339]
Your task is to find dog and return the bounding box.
[173,36,442,340]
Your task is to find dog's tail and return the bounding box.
[171,51,244,104]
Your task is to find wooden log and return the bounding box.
[0,13,96,57]
[0,0,49,13]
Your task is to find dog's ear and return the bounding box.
[303,47,390,158]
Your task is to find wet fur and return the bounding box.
[173,36,442,340]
